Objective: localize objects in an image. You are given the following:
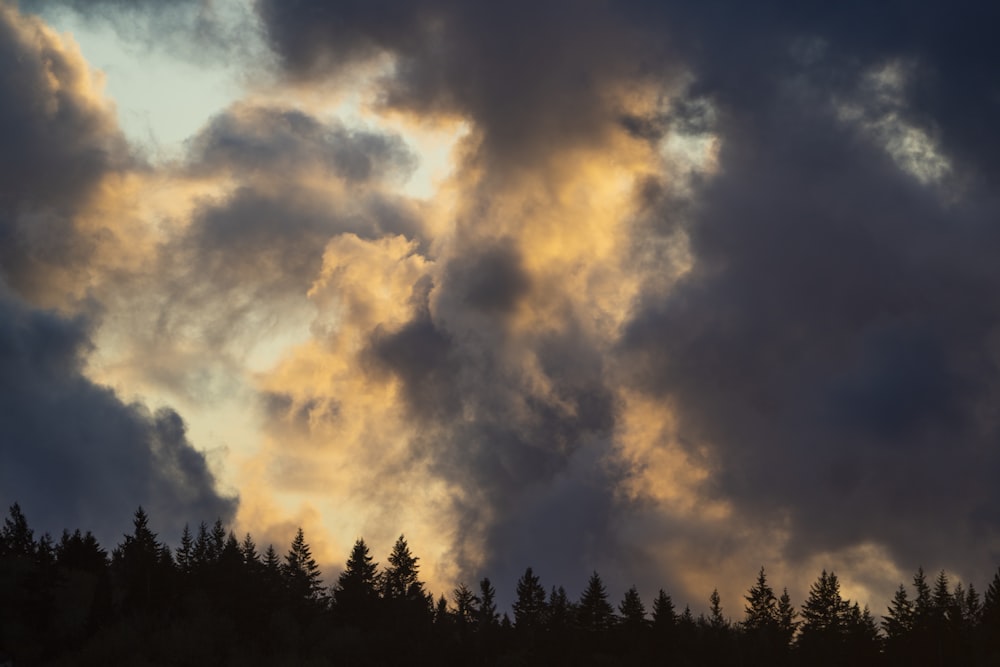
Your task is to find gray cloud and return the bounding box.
[0,286,236,548]
[622,0,1000,584]
[252,0,1000,606]
[0,3,131,302]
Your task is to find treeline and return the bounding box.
[2,504,1000,665]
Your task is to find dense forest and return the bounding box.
[1,504,999,666]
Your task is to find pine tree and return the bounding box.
[1,503,35,558]
[478,577,499,629]
[709,588,727,629]
[549,585,573,631]
[883,583,914,641]
[652,588,676,630]
[618,585,647,630]
[240,532,260,567]
[112,507,167,613]
[512,567,547,631]
[578,571,615,633]
[176,524,194,575]
[284,527,323,602]
[334,538,380,624]
[382,535,424,601]
[743,567,778,631]
[798,570,850,664]
[778,587,798,645]
[453,582,479,628]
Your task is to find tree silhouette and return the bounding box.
[618,585,647,630]
[577,571,615,633]
[283,527,323,603]
[797,569,850,665]
[333,538,379,626]
[512,567,547,631]
[112,507,171,614]
[477,577,499,629]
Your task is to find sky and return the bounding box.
[3,0,1000,617]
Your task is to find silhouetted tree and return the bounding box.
[618,585,647,629]
[334,538,380,626]
[797,569,850,665]
[512,567,547,632]
[578,571,615,634]
[283,527,323,603]
[477,577,499,630]
[112,507,171,615]
[453,582,479,629]
[778,587,798,646]
[176,524,194,575]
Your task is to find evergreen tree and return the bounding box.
[283,527,323,602]
[382,534,425,601]
[1,502,35,557]
[778,587,798,645]
[577,571,615,633]
[176,524,194,575]
[334,538,380,625]
[112,507,168,613]
[883,583,914,642]
[547,585,573,634]
[708,588,727,629]
[453,582,479,629]
[797,570,850,664]
[512,567,547,631]
[240,532,260,567]
[478,577,500,629]
[618,585,647,630]
[743,567,778,631]
[652,588,676,630]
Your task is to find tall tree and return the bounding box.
[578,571,615,633]
[797,570,850,665]
[334,538,380,625]
[512,567,547,631]
[618,585,647,630]
[478,577,499,630]
[708,588,727,629]
[778,587,798,646]
[382,535,425,601]
[743,567,779,631]
[111,507,169,614]
[175,524,194,575]
[652,589,676,630]
[0,502,35,557]
[283,527,323,602]
[453,582,479,629]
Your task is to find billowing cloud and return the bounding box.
[0,285,236,546]
[7,0,1000,615]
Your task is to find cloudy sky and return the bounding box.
[3,0,1000,615]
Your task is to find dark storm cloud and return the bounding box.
[622,0,1000,579]
[256,0,671,171]
[255,0,1000,598]
[0,3,130,300]
[0,287,236,548]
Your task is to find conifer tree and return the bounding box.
[883,583,914,641]
[512,567,547,631]
[478,577,499,629]
[284,527,323,601]
[743,567,778,631]
[547,585,573,633]
[618,585,647,629]
[577,571,615,633]
[334,538,380,623]
[708,588,727,629]
[382,534,425,601]
[453,582,479,628]
[778,587,798,645]
[176,524,194,574]
[652,588,676,630]
[240,532,260,567]
[1,503,35,557]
